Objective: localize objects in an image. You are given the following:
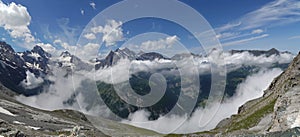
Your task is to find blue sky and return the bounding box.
[0,0,300,56]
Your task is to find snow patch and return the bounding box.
[13,121,25,125]
[28,52,41,60]
[291,111,300,128]
[0,106,16,116]
[27,126,41,130]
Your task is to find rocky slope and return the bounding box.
[0,82,107,137]
[0,82,162,137]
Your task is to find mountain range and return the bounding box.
[0,41,299,136]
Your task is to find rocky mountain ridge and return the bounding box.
[95,47,169,69]
[230,48,290,57]
[0,42,50,95]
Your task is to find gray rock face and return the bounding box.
[268,52,300,132]
[270,86,300,132]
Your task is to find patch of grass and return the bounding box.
[165,134,183,137]
[167,130,217,137]
[227,99,277,132]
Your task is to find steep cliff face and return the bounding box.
[269,53,300,132]
[185,52,300,136]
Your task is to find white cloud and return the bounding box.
[127,35,179,51]
[219,0,300,32]
[90,20,124,46]
[216,32,239,40]
[84,33,96,40]
[252,29,264,34]
[76,43,100,60]
[239,0,300,30]
[36,43,56,54]
[80,9,84,15]
[0,1,35,45]
[221,51,293,66]
[220,32,255,42]
[90,2,96,10]
[214,0,300,45]
[216,22,241,32]
[56,18,80,46]
[222,34,269,47]
[54,39,76,52]
[288,35,300,40]
[21,71,44,89]
[54,39,100,60]
[215,28,265,44]
[141,35,178,50]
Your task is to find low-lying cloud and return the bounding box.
[21,70,44,89]
[16,50,292,134]
[122,68,283,134]
[17,68,83,110]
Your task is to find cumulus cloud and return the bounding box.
[90,20,124,46]
[140,35,179,50]
[0,1,35,45]
[83,33,96,40]
[127,35,179,51]
[53,39,100,60]
[21,71,44,89]
[36,43,56,54]
[54,39,75,51]
[76,43,100,60]
[123,68,283,134]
